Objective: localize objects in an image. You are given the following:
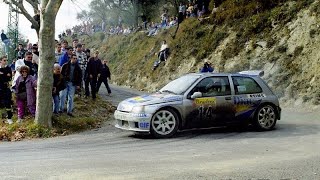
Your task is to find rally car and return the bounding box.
[114,71,281,138]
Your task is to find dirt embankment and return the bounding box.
[90,1,320,110]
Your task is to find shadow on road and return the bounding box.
[127,122,319,140]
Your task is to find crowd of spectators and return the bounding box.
[0,38,112,125]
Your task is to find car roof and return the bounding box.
[187,72,262,78]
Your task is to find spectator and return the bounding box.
[86,50,102,100]
[75,43,88,96]
[179,3,187,20]
[1,30,10,54]
[0,56,13,124]
[26,43,33,52]
[52,64,65,114]
[72,39,79,51]
[59,54,82,116]
[15,65,37,123]
[13,52,35,88]
[10,59,16,76]
[16,44,26,59]
[160,11,168,28]
[55,43,63,64]
[200,61,214,73]
[60,40,68,53]
[59,46,73,66]
[153,40,170,70]
[97,59,111,96]
[140,14,148,30]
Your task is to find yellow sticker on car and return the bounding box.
[194,97,216,106]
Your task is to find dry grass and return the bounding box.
[0,96,115,142]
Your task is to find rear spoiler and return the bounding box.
[238,70,264,77]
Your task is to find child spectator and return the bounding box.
[15,65,37,123]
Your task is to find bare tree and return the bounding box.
[3,0,63,127]
[3,0,41,36]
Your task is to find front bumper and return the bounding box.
[114,110,152,132]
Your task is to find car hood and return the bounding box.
[117,93,183,112]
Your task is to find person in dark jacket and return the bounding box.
[1,30,10,54]
[85,50,102,100]
[59,54,82,116]
[0,56,13,124]
[97,59,111,95]
[200,61,214,73]
[52,64,65,114]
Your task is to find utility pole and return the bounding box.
[7,2,19,61]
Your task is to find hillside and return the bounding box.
[82,0,320,109]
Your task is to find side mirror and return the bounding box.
[191,92,202,99]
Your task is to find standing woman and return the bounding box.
[15,65,37,123]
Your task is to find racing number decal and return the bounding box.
[194,98,217,120]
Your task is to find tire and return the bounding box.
[254,105,277,131]
[150,108,180,138]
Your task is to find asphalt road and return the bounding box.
[1,85,320,180]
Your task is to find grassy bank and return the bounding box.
[0,96,115,142]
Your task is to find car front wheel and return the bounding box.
[150,108,179,138]
[254,105,277,130]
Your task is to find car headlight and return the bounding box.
[131,106,145,113]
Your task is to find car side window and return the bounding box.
[191,77,231,97]
[232,76,262,95]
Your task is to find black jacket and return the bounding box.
[86,57,102,78]
[0,66,12,90]
[61,61,82,87]
[100,64,111,79]
[53,74,66,96]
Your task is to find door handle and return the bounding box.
[225,97,232,100]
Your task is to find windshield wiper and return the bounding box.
[161,90,176,94]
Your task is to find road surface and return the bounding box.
[1,85,319,180]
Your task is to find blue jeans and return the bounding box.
[59,82,75,113]
[52,95,60,113]
[2,39,10,54]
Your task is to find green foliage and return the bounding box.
[26,123,52,138]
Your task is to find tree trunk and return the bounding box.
[35,0,63,127]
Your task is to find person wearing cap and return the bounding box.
[58,45,74,66]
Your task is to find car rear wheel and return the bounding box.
[150,108,179,138]
[254,105,277,130]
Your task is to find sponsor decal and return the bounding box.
[139,122,150,129]
[194,97,216,106]
[163,96,183,102]
[127,95,153,104]
[247,93,266,98]
[233,96,262,114]
[115,111,149,121]
[234,96,254,105]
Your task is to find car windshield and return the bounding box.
[159,74,201,95]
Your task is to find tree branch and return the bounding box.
[7,0,40,30]
[25,0,39,13]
